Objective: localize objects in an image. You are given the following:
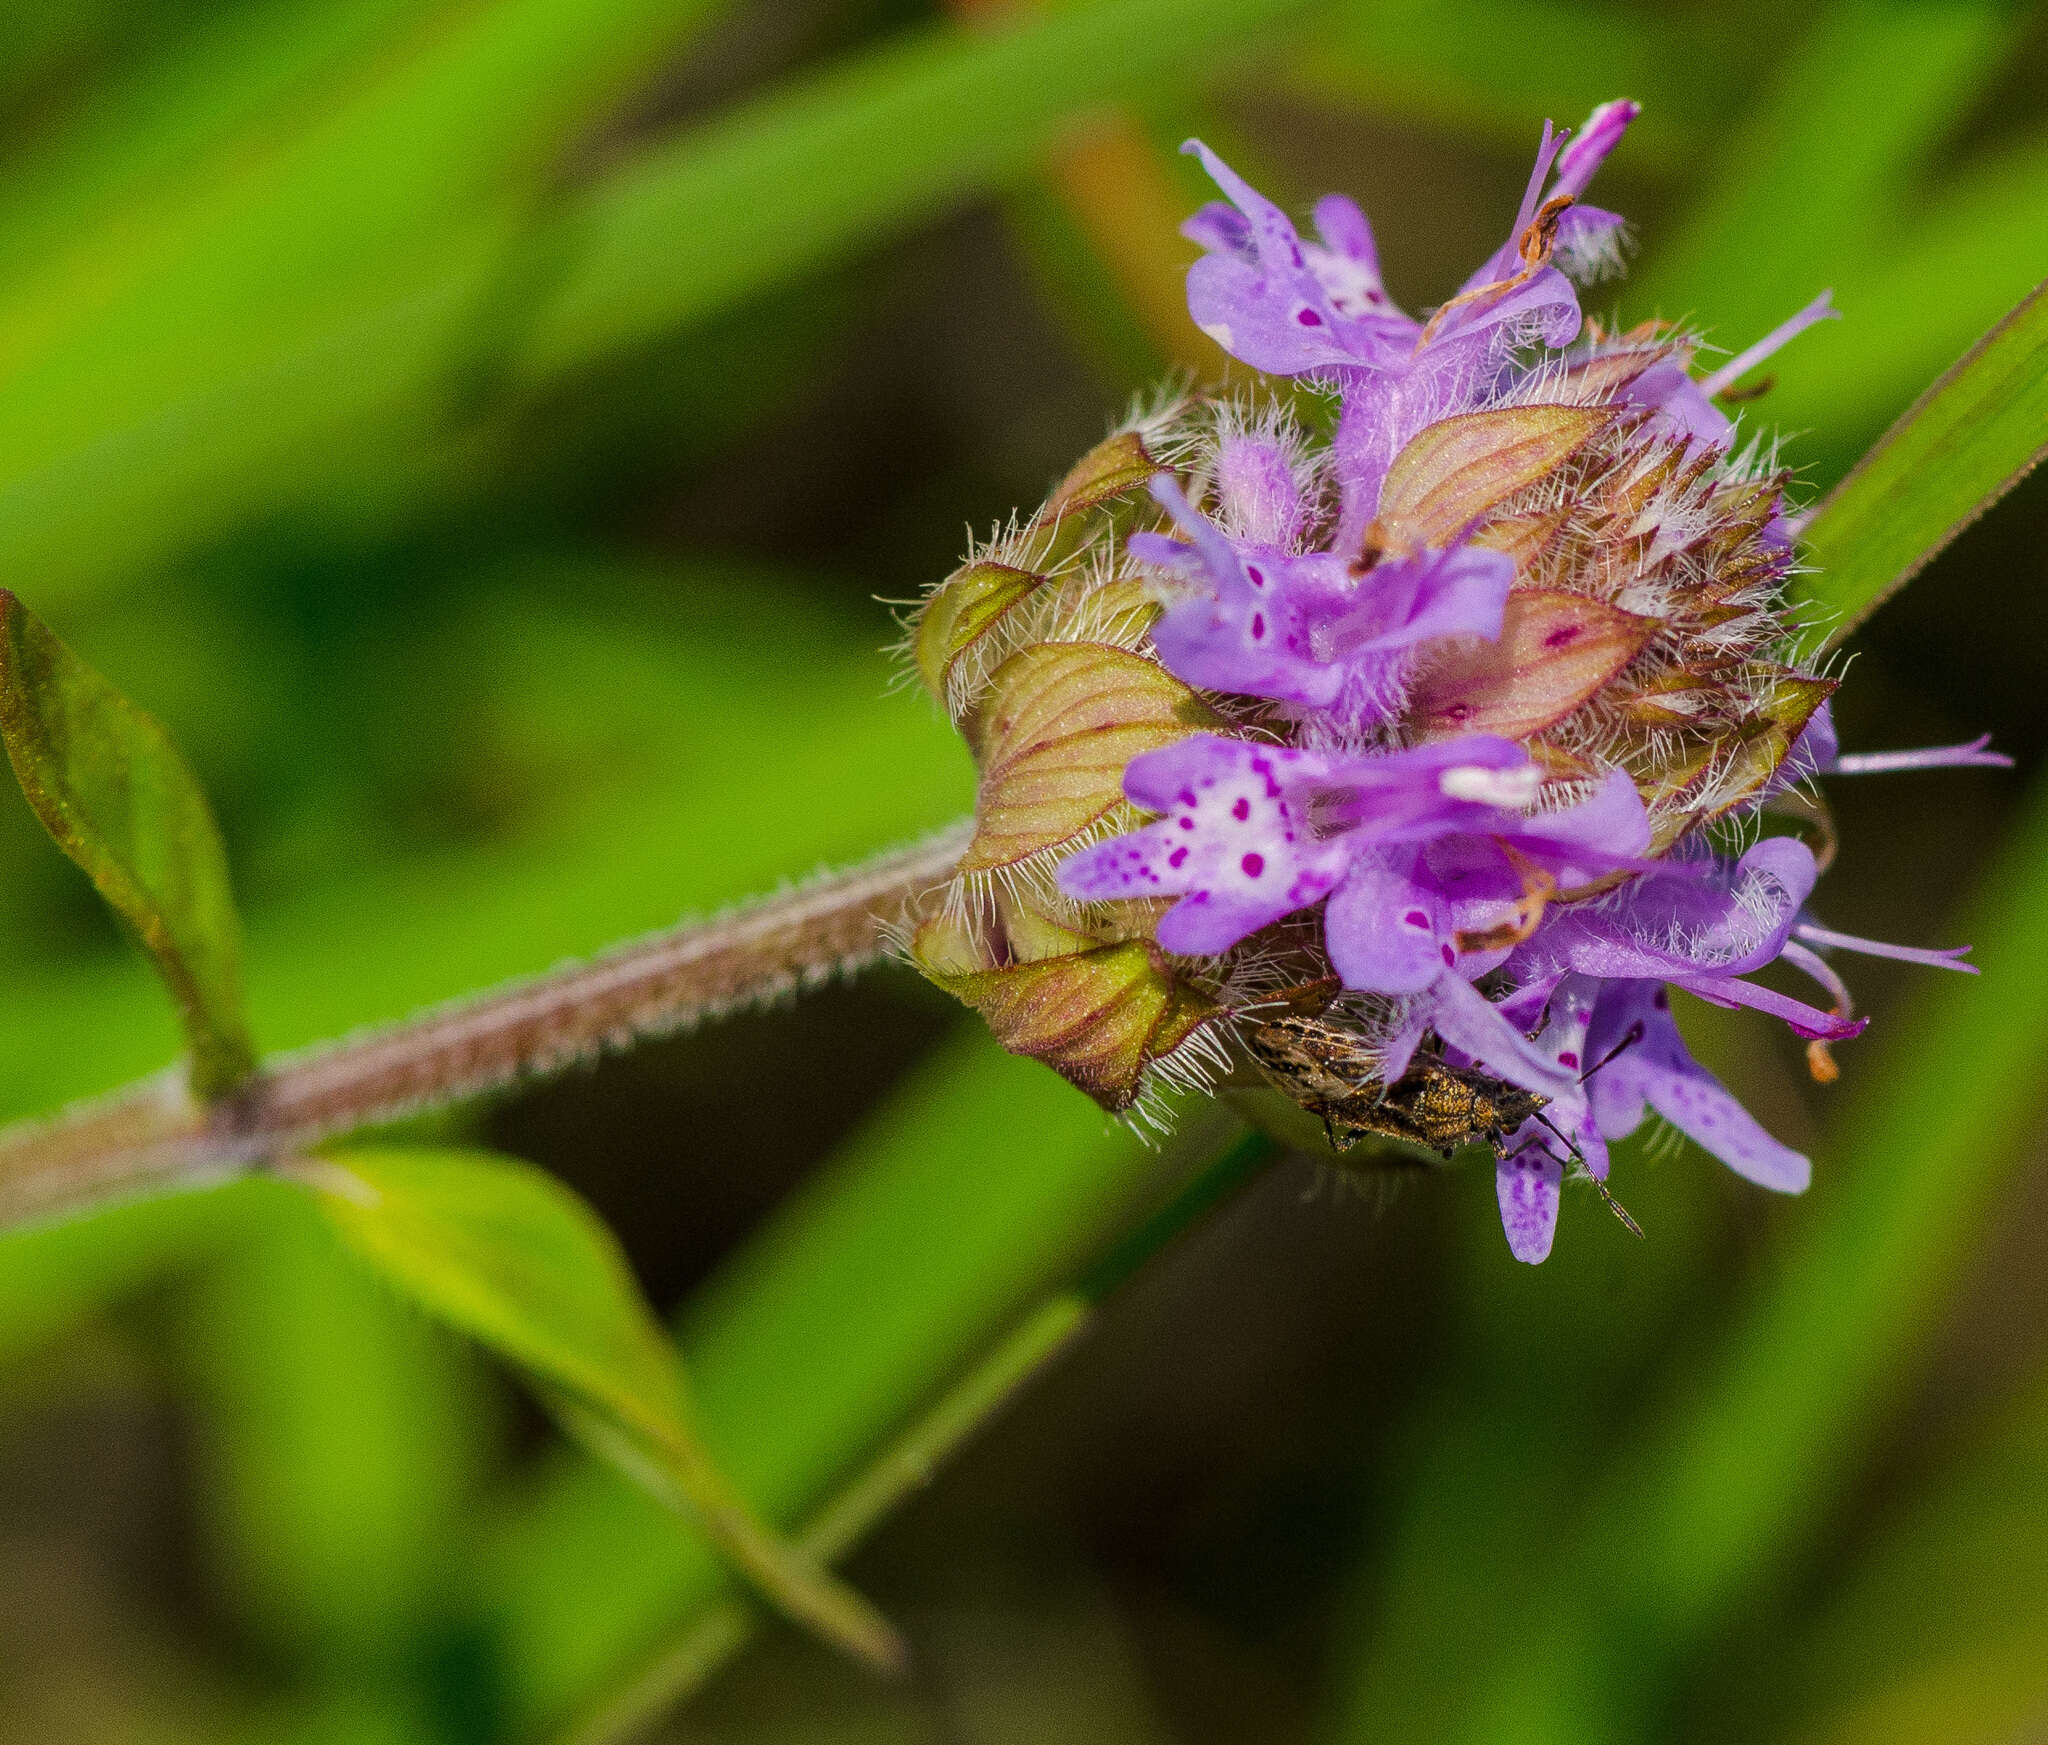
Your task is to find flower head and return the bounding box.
[901,103,2002,1258]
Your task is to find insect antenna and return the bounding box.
[1588,1174,1645,1239]
[1530,1108,1595,1168]
[1578,1019,1647,1085]
[1528,1111,1646,1241]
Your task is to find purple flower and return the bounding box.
[912,89,2006,1268]
[1059,733,1655,1014]
[1507,836,1864,1040]
[1135,476,1512,725]
[1057,732,1536,954]
[1180,144,1419,376]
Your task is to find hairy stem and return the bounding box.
[0,821,972,1228]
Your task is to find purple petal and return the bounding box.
[1323,543,1514,656]
[1773,699,1840,790]
[1431,264,1583,358]
[1427,972,1577,1095]
[1640,1050,1811,1194]
[1515,836,1818,984]
[1620,358,1734,450]
[1305,193,1399,319]
[1316,735,1539,842]
[1553,205,1629,281]
[1585,982,1810,1192]
[1583,981,1657,1137]
[1310,193,1377,270]
[1180,140,1416,374]
[1324,848,1450,994]
[1512,769,1653,875]
[1180,200,1248,255]
[1142,478,1350,706]
[1551,100,1640,198]
[1497,1141,1564,1264]
[1057,734,1348,956]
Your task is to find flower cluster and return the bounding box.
[904,101,2004,1262]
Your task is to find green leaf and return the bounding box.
[475,1029,1161,1737]
[0,588,253,1098]
[299,1144,906,1676]
[0,0,1303,611]
[177,1182,497,1670]
[1796,276,2048,642]
[485,0,1308,385]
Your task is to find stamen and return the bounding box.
[1782,940,1852,1084]
[1794,922,1978,973]
[1698,290,1838,398]
[1454,841,1558,951]
[1830,735,2013,775]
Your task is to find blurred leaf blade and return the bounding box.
[178,1181,498,1673]
[1798,276,2048,641]
[478,1030,1162,1735]
[496,0,1307,383]
[305,1144,906,1675]
[0,0,1305,609]
[0,587,253,1097]
[0,0,738,605]
[1635,3,2019,331]
[1703,1370,2048,1745]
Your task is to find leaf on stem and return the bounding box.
[0,589,254,1099]
[299,1145,906,1675]
[1799,275,2048,642]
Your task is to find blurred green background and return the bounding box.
[0,0,2044,1740]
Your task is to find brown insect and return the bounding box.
[1242,983,1646,1236]
[1245,1005,1546,1159]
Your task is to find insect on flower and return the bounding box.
[1241,979,1546,1158]
[1243,977,1648,1235]
[899,97,2007,1263]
